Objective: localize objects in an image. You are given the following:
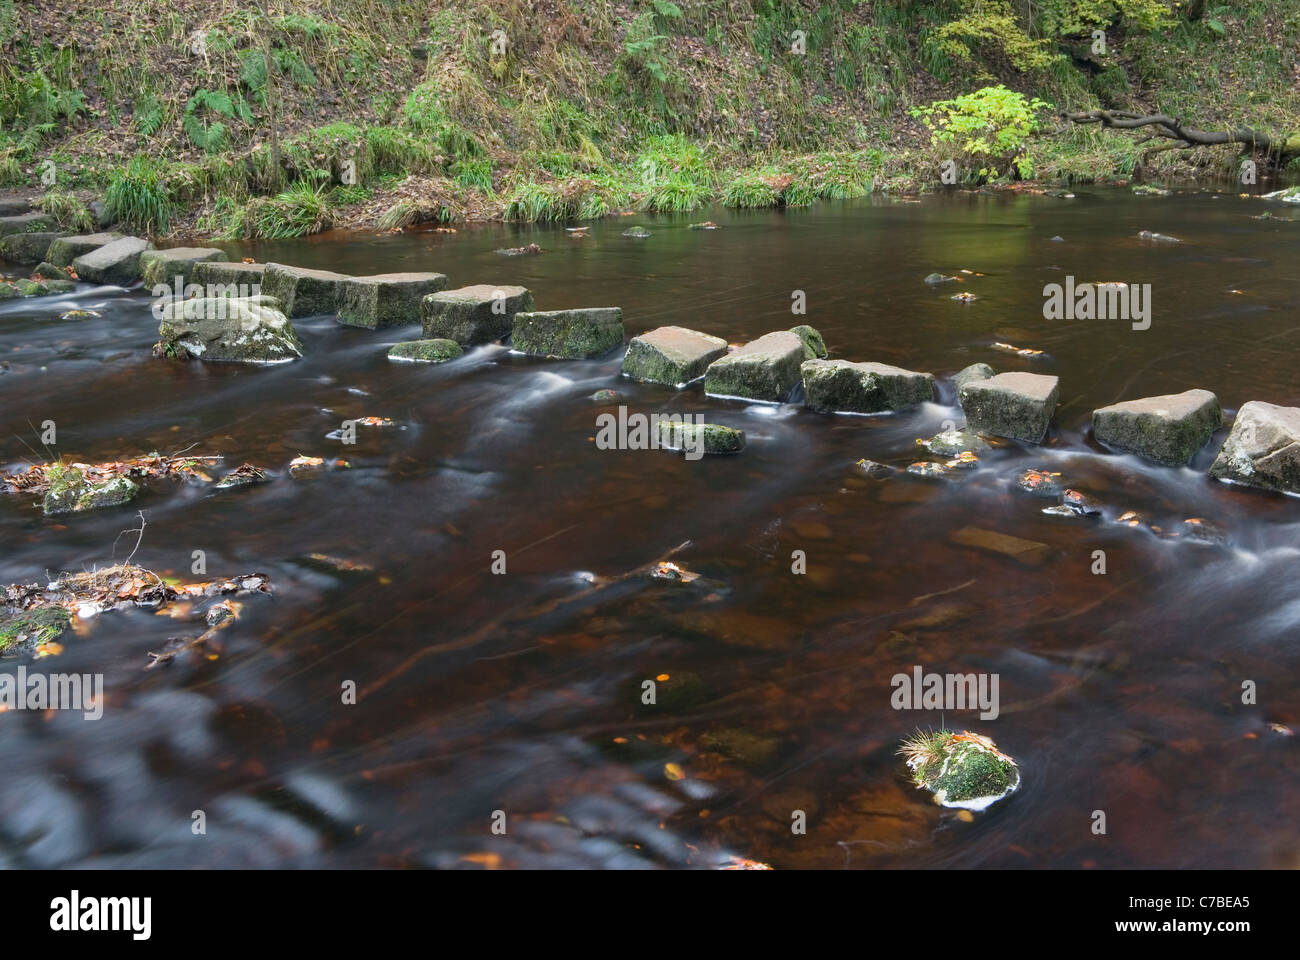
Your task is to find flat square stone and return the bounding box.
[139,247,229,287]
[703,330,806,403]
[1093,389,1221,466]
[337,272,449,328]
[46,233,123,267]
[72,236,154,284]
[192,260,266,291]
[801,359,935,413]
[511,307,624,359]
[621,325,728,386]
[0,212,54,236]
[421,284,534,344]
[948,526,1053,568]
[262,262,350,317]
[959,371,1060,443]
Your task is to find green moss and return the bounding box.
[0,606,72,652]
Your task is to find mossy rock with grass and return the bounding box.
[0,606,73,653]
[656,420,746,455]
[899,730,1020,810]
[42,466,139,516]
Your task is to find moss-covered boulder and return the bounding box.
[656,420,746,456]
[959,371,1060,443]
[422,284,534,345]
[801,358,935,414]
[511,307,624,359]
[72,236,153,284]
[261,262,350,317]
[0,230,61,264]
[703,329,807,403]
[1092,389,1221,466]
[1209,401,1300,494]
[791,324,828,359]
[899,729,1020,811]
[139,247,230,287]
[13,278,48,297]
[45,232,123,268]
[33,261,65,280]
[0,606,73,653]
[156,294,304,363]
[622,325,729,386]
[388,338,463,363]
[42,466,139,516]
[337,272,449,328]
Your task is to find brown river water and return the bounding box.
[1,187,1298,869]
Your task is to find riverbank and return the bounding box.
[2,1,1298,244]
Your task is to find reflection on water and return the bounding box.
[1,188,1298,868]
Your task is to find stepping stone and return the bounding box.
[261,262,350,318]
[621,325,728,386]
[1209,401,1300,495]
[947,526,1053,568]
[388,339,463,363]
[0,231,61,264]
[703,329,806,403]
[0,212,54,236]
[45,232,123,267]
[801,359,935,414]
[71,236,154,284]
[0,199,31,216]
[192,260,266,290]
[336,272,449,328]
[511,307,624,359]
[958,371,1060,443]
[421,284,534,345]
[1093,389,1221,466]
[139,247,229,287]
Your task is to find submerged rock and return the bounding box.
[899,730,1020,811]
[622,325,729,386]
[1138,229,1181,243]
[511,307,624,359]
[1093,388,1221,466]
[925,429,990,457]
[1016,467,1063,498]
[948,525,1052,567]
[214,463,270,489]
[421,284,534,345]
[261,262,349,317]
[72,236,153,284]
[703,328,811,403]
[959,370,1060,443]
[45,232,123,268]
[42,466,138,516]
[923,272,955,284]
[591,388,619,404]
[1209,401,1300,494]
[656,420,746,455]
[156,294,304,363]
[801,358,935,414]
[388,338,463,363]
[337,272,449,328]
[622,226,651,238]
[139,247,229,287]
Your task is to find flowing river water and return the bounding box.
[1,186,1298,869]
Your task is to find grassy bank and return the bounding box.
[2,1,1298,241]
